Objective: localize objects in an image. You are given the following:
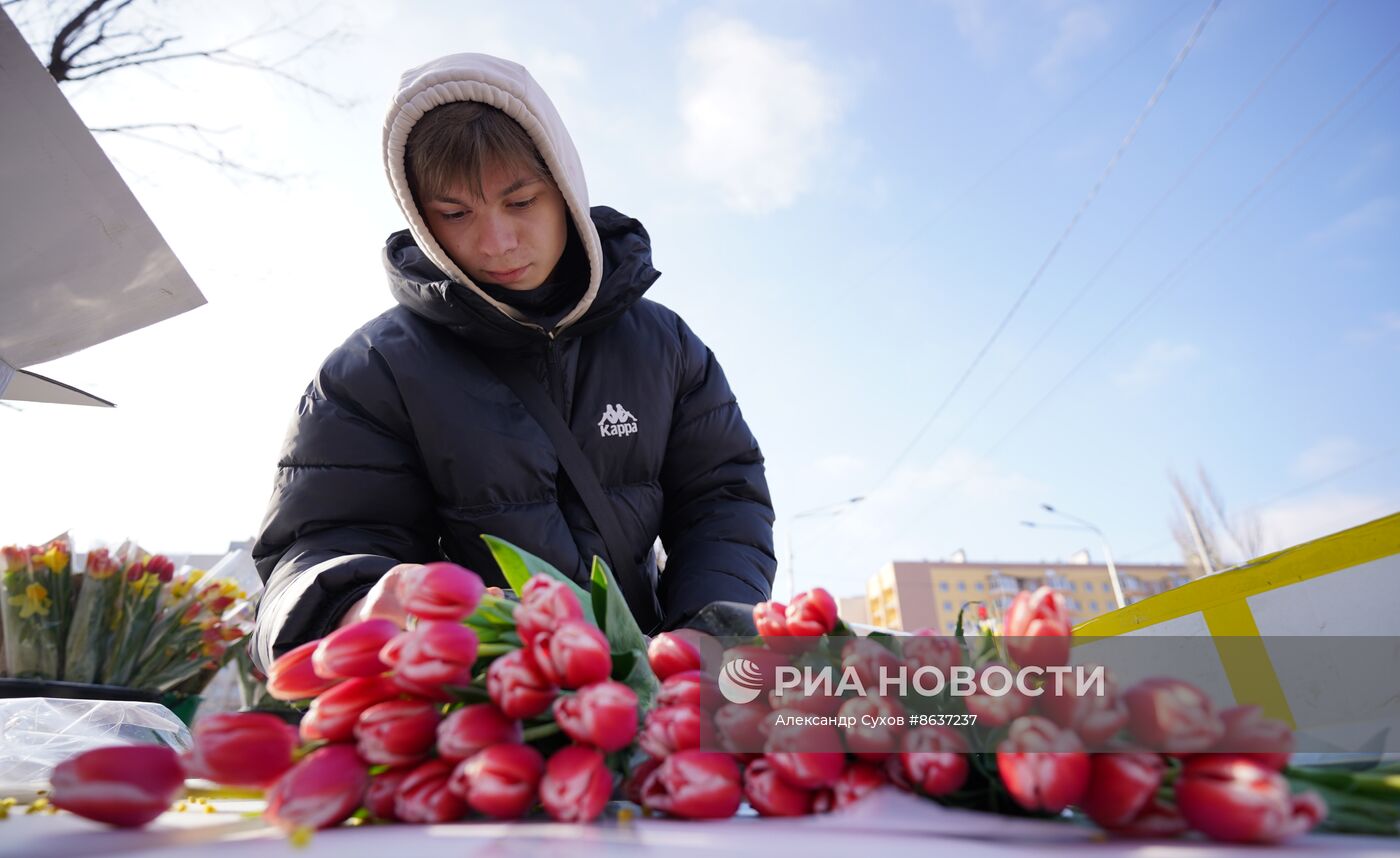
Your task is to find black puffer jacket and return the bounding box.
[249,208,776,670]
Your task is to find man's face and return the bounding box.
[420,160,569,292]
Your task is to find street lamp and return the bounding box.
[1021,503,1125,609]
[785,496,864,602]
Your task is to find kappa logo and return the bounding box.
[597,403,639,438]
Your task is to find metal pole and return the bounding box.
[785,496,864,601]
[1037,504,1126,609]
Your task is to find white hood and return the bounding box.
[382,53,602,331]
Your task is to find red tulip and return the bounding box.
[1003,586,1072,670]
[355,699,441,767]
[530,620,612,689]
[767,678,844,717]
[394,621,479,694]
[364,767,412,821]
[743,757,814,816]
[1037,666,1128,748]
[656,670,721,712]
[380,630,410,669]
[449,743,544,820]
[1080,753,1164,829]
[623,755,663,805]
[1213,705,1294,771]
[49,745,185,828]
[395,758,468,824]
[786,588,839,636]
[963,664,1033,727]
[899,631,962,677]
[1175,755,1326,843]
[1124,678,1225,754]
[840,638,904,694]
[839,696,906,760]
[832,762,887,809]
[185,712,297,788]
[1108,795,1190,838]
[437,703,523,762]
[765,717,846,789]
[996,716,1090,813]
[754,601,809,654]
[554,680,639,752]
[487,648,558,719]
[264,744,369,832]
[400,562,486,622]
[300,676,401,743]
[639,704,703,758]
[312,619,399,679]
[647,631,705,680]
[715,702,770,756]
[898,726,969,796]
[540,745,614,822]
[640,750,742,819]
[514,577,584,646]
[266,639,340,700]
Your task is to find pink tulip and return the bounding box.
[898,726,969,797]
[449,743,544,820]
[530,620,612,689]
[49,745,185,828]
[354,699,441,767]
[266,639,341,701]
[379,630,410,669]
[832,762,887,809]
[767,679,844,717]
[1037,666,1128,748]
[786,588,839,636]
[395,758,468,824]
[514,577,584,646]
[899,631,962,677]
[639,703,703,759]
[623,755,663,805]
[185,712,298,788]
[1213,705,1294,771]
[300,676,401,743]
[554,680,639,752]
[839,696,906,760]
[364,767,412,821]
[656,670,721,712]
[540,745,614,822]
[765,717,847,789]
[394,621,479,695]
[1108,795,1190,838]
[312,619,399,679]
[487,648,558,719]
[1124,678,1225,754]
[743,757,814,816]
[1080,753,1164,829]
[640,750,742,819]
[400,562,486,622]
[715,702,770,756]
[647,631,705,680]
[996,716,1090,813]
[1003,586,1072,670]
[840,638,905,694]
[963,664,1033,727]
[437,703,523,762]
[264,744,369,832]
[1175,755,1326,843]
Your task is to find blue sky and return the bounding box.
[7,0,1399,603]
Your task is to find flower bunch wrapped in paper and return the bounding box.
[62,547,122,683]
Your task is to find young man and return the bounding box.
[249,53,775,671]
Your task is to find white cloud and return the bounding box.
[1256,491,1397,555]
[1291,437,1364,481]
[678,15,842,213]
[1034,5,1111,84]
[1306,197,1397,246]
[1112,340,1199,391]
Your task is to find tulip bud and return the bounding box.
[264,744,369,832]
[395,758,468,824]
[765,715,847,789]
[186,712,298,788]
[1003,586,1072,670]
[840,638,904,694]
[963,663,1033,727]
[1037,666,1128,748]
[300,676,402,743]
[656,670,721,712]
[437,703,523,762]
[312,619,399,679]
[754,601,810,654]
[995,716,1090,813]
[49,746,185,828]
[540,745,614,822]
[1213,705,1294,771]
[554,680,639,752]
[898,726,969,797]
[839,696,906,760]
[1124,678,1225,754]
[530,620,612,689]
[640,750,742,819]
[639,704,703,759]
[647,631,705,680]
[515,577,584,646]
[1080,753,1164,829]
[715,702,770,756]
[355,699,441,767]
[786,588,839,636]
[487,648,558,719]
[449,743,544,820]
[623,755,663,805]
[898,631,962,677]
[743,756,815,816]
[1175,756,1325,843]
[401,562,486,622]
[832,762,886,810]
[1108,795,1190,838]
[267,639,341,701]
[394,621,480,695]
[364,767,412,821]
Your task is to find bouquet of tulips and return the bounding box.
[2,536,75,678]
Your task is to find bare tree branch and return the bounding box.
[91,122,288,183]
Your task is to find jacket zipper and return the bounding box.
[544,335,565,417]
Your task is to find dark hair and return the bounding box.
[405,102,551,207]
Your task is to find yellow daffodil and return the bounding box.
[8,583,52,618]
[133,572,161,599]
[37,545,68,574]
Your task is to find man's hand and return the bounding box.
[339,564,507,630]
